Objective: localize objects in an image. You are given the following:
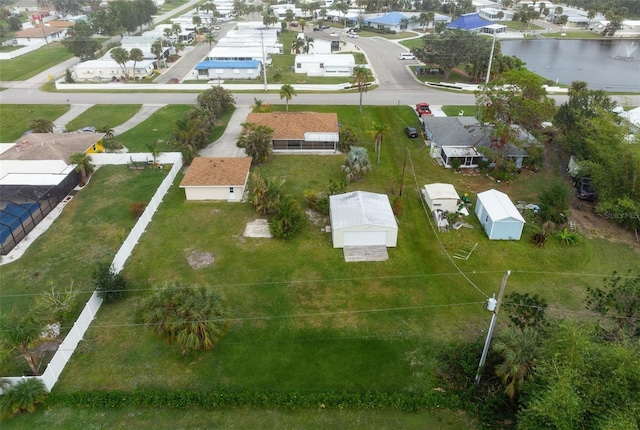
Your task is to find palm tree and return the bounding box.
[137,283,230,353]
[493,327,541,400]
[129,48,143,80]
[370,121,388,164]
[352,66,372,114]
[96,125,114,138]
[146,141,163,166]
[27,118,54,133]
[171,23,182,40]
[151,39,164,69]
[205,33,216,49]
[279,84,296,112]
[342,146,372,182]
[192,15,202,31]
[110,47,130,79]
[0,311,42,375]
[69,151,94,184]
[163,27,173,41]
[303,36,314,54]
[291,37,305,54]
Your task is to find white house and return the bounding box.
[294,54,355,77]
[194,60,261,80]
[120,36,175,61]
[329,191,398,248]
[475,189,525,240]
[422,183,460,213]
[207,46,270,63]
[179,157,252,201]
[74,58,155,81]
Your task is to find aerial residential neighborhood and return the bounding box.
[0,0,639,427]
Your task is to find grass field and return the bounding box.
[64,105,143,133]
[2,105,638,427]
[0,42,74,81]
[0,104,70,141]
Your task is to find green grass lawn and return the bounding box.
[0,42,74,81]
[542,31,605,39]
[0,104,70,142]
[3,105,639,427]
[501,21,543,31]
[49,106,640,398]
[64,105,143,132]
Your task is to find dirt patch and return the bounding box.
[306,209,328,227]
[568,199,640,252]
[186,250,215,269]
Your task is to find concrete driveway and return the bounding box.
[199,105,251,157]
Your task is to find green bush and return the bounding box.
[539,182,570,224]
[92,262,128,303]
[0,378,47,419]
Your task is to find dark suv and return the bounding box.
[574,177,596,201]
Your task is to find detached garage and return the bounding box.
[179,157,252,201]
[475,189,525,240]
[329,191,398,248]
[422,183,459,213]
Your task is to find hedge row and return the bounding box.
[47,389,460,412]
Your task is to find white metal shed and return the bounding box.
[422,183,459,213]
[475,189,525,240]
[329,191,398,248]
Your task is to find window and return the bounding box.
[296,63,301,68]
[229,187,234,193]
[319,63,324,68]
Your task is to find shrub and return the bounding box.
[557,228,579,245]
[270,195,306,240]
[539,182,570,224]
[342,147,372,182]
[0,379,47,419]
[478,159,490,174]
[530,232,548,247]
[92,262,128,303]
[449,158,462,170]
[304,190,329,215]
[129,202,147,219]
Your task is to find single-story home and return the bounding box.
[422,183,460,213]
[447,12,506,34]
[478,7,514,21]
[364,11,419,32]
[244,112,339,152]
[13,22,69,45]
[74,58,156,81]
[207,46,271,64]
[329,191,398,248]
[475,189,525,240]
[120,36,175,60]
[179,157,252,201]
[421,117,538,169]
[294,54,355,77]
[194,60,262,80]
[0,133,105,254]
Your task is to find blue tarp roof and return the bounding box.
[447,13,493,30]
[366,11,410,26]
[195,60,261,70]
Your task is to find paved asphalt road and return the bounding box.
[1,12,639,107]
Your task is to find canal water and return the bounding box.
[500,39,640,92]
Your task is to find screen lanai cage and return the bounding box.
[0,173,79,255]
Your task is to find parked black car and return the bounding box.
[574,177,596,201]
[404,127,418,138]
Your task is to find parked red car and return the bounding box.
[416,103,432,116]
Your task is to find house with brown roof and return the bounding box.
[244,112,340,152]
[179,157,252,201]
[13,22,71,46]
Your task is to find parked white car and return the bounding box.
[399,52,415,60]
[347,33,359,38]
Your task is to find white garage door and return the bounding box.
[343,231,387,246]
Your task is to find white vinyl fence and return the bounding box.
[2,153,183,392]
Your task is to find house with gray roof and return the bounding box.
[421,117,539,169]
